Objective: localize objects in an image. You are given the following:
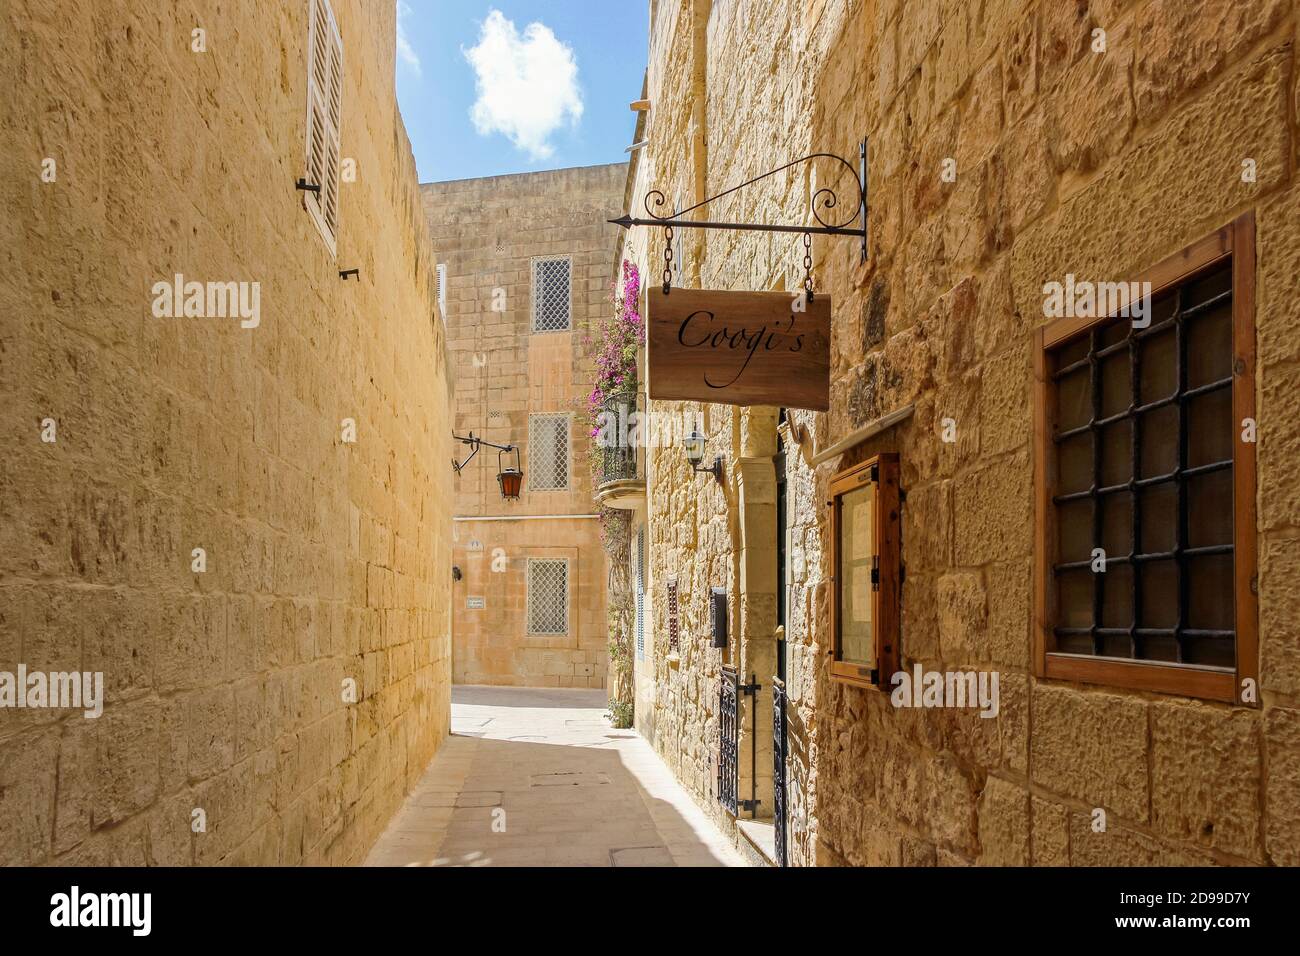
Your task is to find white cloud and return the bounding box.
[396,1,421,77]
[463,9,583,161]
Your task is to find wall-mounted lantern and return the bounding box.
[453,432,523,502]
[496,445,523,500]
[684,429,724,484]
[452,566,463,582]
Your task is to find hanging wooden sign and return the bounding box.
[646,287,831,411]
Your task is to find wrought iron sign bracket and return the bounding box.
[609,139,869,294]
[452,431,515,474]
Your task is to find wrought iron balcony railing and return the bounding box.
[595,389,643,485]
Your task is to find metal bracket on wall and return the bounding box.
[452,431,516,474]
[608,138,870,291]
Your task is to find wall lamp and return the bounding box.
[453,432,523,500]
[683,429,724,484]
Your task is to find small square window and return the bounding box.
[527,559,568,635]
[532,256,572,332]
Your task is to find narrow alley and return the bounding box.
[365,687,745,867]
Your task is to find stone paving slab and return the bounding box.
[364,685,746,867]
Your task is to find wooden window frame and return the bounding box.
[1033,212,1258,705]
[828,453,901,690]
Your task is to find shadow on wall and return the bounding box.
[801,0,894,869]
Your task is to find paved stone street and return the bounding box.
[365,686,747,867]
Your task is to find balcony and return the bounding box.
[594,390,645,511]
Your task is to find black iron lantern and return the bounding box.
[497,445,523,500]
[683,429,724,484]
[453,432,523,501]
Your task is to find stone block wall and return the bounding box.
[628,0,1300,865]
[0,0,453,865]
[422,165,626,688]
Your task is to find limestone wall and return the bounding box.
[422,164,626,688]
[0,0,453,865]
[631,0,1300,865]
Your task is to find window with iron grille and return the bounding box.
[527,559,568,635]
[532,256,572,332]
[302,0,343,254]
[528,414,570,491]
[1034,215,1257,704]
[635,528,646,661]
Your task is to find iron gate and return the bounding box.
[772,676,788,866]
[718,666,739,816]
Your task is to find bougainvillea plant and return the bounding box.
[583,262,643,725]
[586,259,643,432]
[583,259,645,553]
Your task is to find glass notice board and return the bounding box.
[837,482,875,666]
[829,453,901,689]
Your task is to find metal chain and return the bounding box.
[802,232,814,303]
[663,225,674,295]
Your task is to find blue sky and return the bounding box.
[394,2,648,183]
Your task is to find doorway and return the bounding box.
[773,408,790,866]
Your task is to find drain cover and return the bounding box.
[611,846,674,867]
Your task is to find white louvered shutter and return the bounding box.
[304,0,343,253]
[635,528,645,660]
